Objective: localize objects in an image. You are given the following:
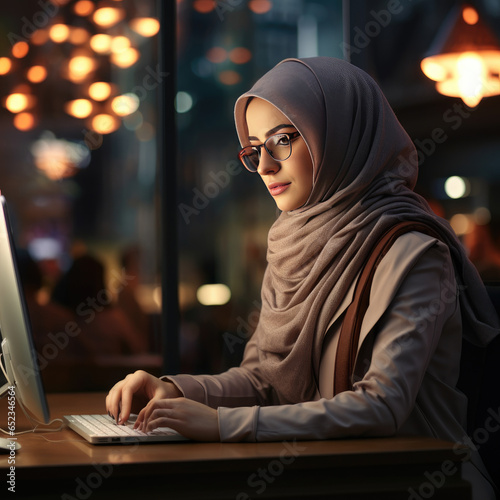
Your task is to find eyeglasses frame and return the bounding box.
[238,131,301,173]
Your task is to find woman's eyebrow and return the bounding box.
[248,123,296,141]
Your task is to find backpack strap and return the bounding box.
[333,221,442,395]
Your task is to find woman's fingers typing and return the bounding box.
[106,371,183,425]
[134,398,220,442]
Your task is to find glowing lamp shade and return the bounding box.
[421,4,500,107]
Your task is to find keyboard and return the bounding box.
[64,413,188,444]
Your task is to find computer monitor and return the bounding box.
[0,194,50,424]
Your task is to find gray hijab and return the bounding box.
[234,57,499,404]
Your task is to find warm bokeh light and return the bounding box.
[463,6,479,25]
[110,47,139,68]
[65,99,93,118]
[88,81,112,101]
[474,206,491,225]
[420,59,447,82]
[0,57,12,75]
[90,34,113,54]
[206,47,227,63]
[111,93,140,116]
[421,5,500,107]
[69,27,90,45]
[421,51,500,107]
[67,55,96,82]
[49,24,70,43]
[5,93,30,113]
[73,0,95,16]
[31,29,50,46]
[455,52,486,107]
[13,112,36,131]
[193,0,215,13]
[218,70,241,85]
[450,213,473,236]
[248,0,272,14]
[91,113,120,134]
[129,17,160,37]
[27,66,48,83]
[110,35,131,54]
[12,41,29,59]
[444,176,469,199]
[229,47,252,64]
[93,7,124,28]
[197,284,231,306]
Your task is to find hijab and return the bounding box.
[234,57,499,404]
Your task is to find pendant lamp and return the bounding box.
[420,3,500,107]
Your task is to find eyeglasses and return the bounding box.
[238,131,301,173]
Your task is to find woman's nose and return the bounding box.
[257,148,280,176]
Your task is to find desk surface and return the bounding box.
[1,392,471,499]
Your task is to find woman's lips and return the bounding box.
[268,182,291,196]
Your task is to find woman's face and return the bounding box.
[245,98,313,212]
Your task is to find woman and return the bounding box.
[106,58,498,498]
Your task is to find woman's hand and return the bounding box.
[134,397,220,442]
[105,370,182,425]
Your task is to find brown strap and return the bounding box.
[333,221,442,396]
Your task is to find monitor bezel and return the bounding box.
[0,195,50,424]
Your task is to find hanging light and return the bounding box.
[421,4,500,107]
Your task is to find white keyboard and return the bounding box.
[69,414,176,437]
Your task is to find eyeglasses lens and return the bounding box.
[240,134,292,172]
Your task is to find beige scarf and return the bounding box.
[234,57,499,404]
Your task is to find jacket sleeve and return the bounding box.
[217,241,460,442]
[164,331,280,408]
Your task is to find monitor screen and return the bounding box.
[0,195,50,424]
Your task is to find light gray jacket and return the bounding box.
[167,232,495,498]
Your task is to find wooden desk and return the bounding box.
[0,392,471,499]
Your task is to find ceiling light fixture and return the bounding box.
[421,3,500,107]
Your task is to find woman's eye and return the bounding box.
[276,135,290,146]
